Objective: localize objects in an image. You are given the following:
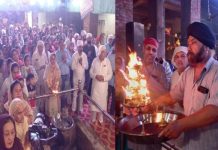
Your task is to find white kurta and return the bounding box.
[170,70,184,113]
[32,51,48,87]
[71,52,88,81]
[90,57,112,112]
[32,50,48,112]
[170,70,180,90]
[71,52,88,111]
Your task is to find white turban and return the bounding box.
[172,46,188,67]
[77,40,83,47]
[86,33,92,39]
[81,30,87,37]
[74,33,79,38]
[98,45,107,56]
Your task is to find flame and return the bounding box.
[127,67,138,79]
[139,79,147,87]
[129,80,139,88]
[52,90,59,94]
[138,88,148,95]
[122,51,150,107]
[122,87,133,99]
[128,52,142,68]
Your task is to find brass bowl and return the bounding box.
[117,111,184,144]
[139,112,181,125]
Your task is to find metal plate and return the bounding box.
[117,111,184,143]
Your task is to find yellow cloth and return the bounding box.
[15,116,31,150]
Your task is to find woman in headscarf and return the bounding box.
[43,52,61,118]
[32,40,48,113]
[0,114,23,150]
[0,62,29,105]
[10,48,24,67]
[6,80,33,124]
[90,45,112,124]
[9,98,31,150]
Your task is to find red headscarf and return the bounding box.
[143,37,159,49]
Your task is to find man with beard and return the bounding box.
[146,22,218,150]
[126,37,171,150]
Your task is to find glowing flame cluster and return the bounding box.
[52,90,59,94]
[122,51,150,107]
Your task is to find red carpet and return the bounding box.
[77,103,115,150]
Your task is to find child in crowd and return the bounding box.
[26,73,37,115]
[26,73,36,98]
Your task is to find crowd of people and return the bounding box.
[0,21,115,149]
[0,16,217,150]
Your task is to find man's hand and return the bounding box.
[78,57,82,65]
[158,120,184,139]
[95,75,101,81]
[99,75,104,81]
[95,75,104,81]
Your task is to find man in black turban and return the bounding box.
[186,22,216,66]
[143,22,218,150]
[187,22,215,49]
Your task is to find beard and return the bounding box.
[187,46,206,66]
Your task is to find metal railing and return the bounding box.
[34,87,115,124]
[34,88,79,100]
[82,91,115,124]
